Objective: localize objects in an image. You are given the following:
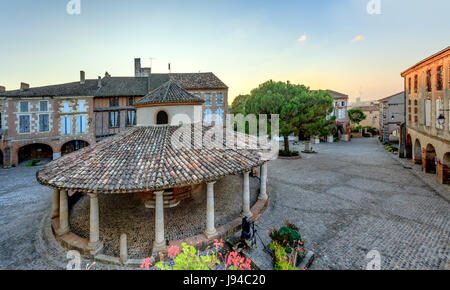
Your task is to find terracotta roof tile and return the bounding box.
[36,125,264,193]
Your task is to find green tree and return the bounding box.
[244,81,334,152]
[230,94,250,115]
[348,108,367,125]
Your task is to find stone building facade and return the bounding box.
[353,102,380,131]
[0,65,229,167]
[400,46,450,184]
[134,58,229,123]
[0,83,96,167]
[379,92,405,143]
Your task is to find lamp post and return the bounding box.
[437,109,450,127]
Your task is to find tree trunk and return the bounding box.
[283,135,290,152]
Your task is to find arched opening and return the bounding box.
[405,134,412,159]
[414,139,422,164]
[424,144,437,174]
[61,140,90,156]
[156,111,168,125]
[18,143,53,164]
[441,153,450,184]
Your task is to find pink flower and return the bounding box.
[214,239,224,250]
[167,246,180,259]
[140,257,152,269]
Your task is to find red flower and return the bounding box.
[167,246,180,259]
[140,257,152,269]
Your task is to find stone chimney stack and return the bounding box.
[134,58,141,77]
[80,71,86,84]
[97,76,102,88]
[0,86,5,92]
[20,82,30,90]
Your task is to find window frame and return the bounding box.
[62,116,71,135]
[39,100,48,112]
[426,70,432,92]
[126,110,136,126]
[20,101,29,113]
[39,114,50,132]
[19,115,31,133]
[109,111,120,128]
[436,66,443,91]
[110,97,119,107]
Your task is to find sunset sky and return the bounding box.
[0,0,449,103]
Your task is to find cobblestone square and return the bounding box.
[0,138,448,269]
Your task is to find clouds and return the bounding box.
[298,34,307,42]
[351,35,365,42]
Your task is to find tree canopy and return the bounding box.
[230,94,250,115]
[348,108,367,125]
[243,80,334,152]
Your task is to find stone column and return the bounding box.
[51,189,60,219]
[57,189,70,236]
[241,171,253,218]
[87,191,103,255]
[259,163,268,200]
[204,182,218,238]
[152,190,166,254]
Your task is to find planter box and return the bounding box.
[327,135,334,143]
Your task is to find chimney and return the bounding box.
[97,76,102,88]
[134,58,141,76]
[20,82,30,91]
[0,86,5,92]
[80,71,86,84]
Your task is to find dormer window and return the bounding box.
[156,111,168,125]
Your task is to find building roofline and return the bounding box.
[378,91,404,102]
[401,46,450,76]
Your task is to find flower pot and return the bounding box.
[327,135,334,143]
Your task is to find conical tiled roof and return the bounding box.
[135,81,205,106]
[36,124,264,194]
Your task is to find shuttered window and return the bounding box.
[62,117,71,134]
[424,99,431,127]
[435,99,443,130]
[77,116,86,133]
[19,115,30,133]
[126,110,136,126]
[39,114,49,132]
[109,111,120,128]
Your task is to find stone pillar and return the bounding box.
[152,190,166,254]
[204,182,218,239]
[422,148,427,173]
[120,233,128,264]
[57,190,70,236]
[87,191,103,255]
[241,171,253,218]
[51,189,60,219]
[259,163,268,200]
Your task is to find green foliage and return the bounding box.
[348,109,367,125]
[270,223,303,253]
[244,81,335,152]
[27,160,40,167]
[270,241,297,270]
[230,94,250,115]
[155,243,220,270]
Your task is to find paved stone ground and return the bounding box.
[0,137,448,269]
[253,138,449,270]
